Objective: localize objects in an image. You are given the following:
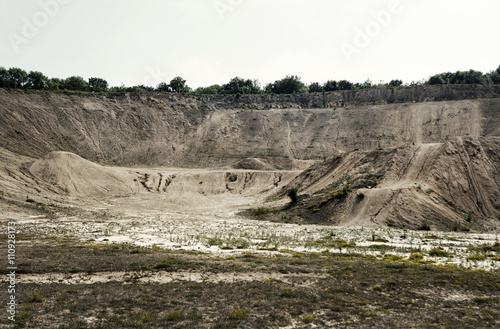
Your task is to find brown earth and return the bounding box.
[0,87,499,167]
[258,137,499,231]
[0,87,499,230]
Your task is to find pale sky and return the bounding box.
[1,0,499,88]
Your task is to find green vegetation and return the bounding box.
[408,253,424,262]
[418,222,431,231]
[228,309,249,320]
[2,65,498,95]
[287,187,299,204]
[13,242,500,329]
[428,247,450,257]
[265,75,307,94]
[302,313,315,324]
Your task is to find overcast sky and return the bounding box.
[1,0,499,89]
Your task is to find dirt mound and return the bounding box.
[26,151,139,198]
[232,157,315,171]
[261,137,500,231]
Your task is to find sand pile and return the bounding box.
[27,151,139,198]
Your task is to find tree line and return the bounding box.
[1,66,499,95]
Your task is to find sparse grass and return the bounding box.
[29,291,44,303]
[10,240,500,329]
[428,247,450,257]
[164,311,185,322]
[470,242,500,253]
[468,254,486,261]
[331,185,351,199]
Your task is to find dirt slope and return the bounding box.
[23,151,140,198]
[0,89,499,167]
[264,137,500,231]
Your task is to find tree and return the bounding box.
[427,74,445,85]
[357,79,373,89]
[88,77,108,92]
[308,82,323,93]
[7,67,28,88]
[156,82,170,92]
[222,77,261,94]
[323,80,338,92]
[287,187,299,204]
[266,75,307,94]
[48,78,63,90]
[389,79,403,87]
[63,76,88,91]
[461,70,487,84]
[337,80,353,90]
[125,85,154,93]
[168,76,191,93]
[0,67,8,88]
[490,71,500,84]
[26,71,49,89]
[496,65,500,76]
[194,84,223,94]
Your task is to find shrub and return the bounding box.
[418,222,431,231]
[357,192,365,199]
[254,208,269,216]
[466,212,473,222]
[229,309,248,320]
[383,254,404,261]
[332,186,351,199]
[302,314,315,324]
[408,253,424,262]
[467,254,486,261]
[164,311,185,322]
[29,291,43,303]
[287,187,299,203]
[428,247,449,257]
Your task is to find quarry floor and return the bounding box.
[1,165,500,328]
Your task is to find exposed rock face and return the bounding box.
[0,86,499,167]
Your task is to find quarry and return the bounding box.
[0,85,499,328]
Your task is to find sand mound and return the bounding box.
[27,151,138,198]
[274,137,500,230]
[232,157,315,171]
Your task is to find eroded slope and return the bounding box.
[259,137,500,231]
[0,89,499,167]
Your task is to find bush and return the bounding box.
[164,311,185,322]
[29,291,43,303]
[302,314,315,324]
[332,186,351,199]
[467,254,486,261]
[287,187,299,203]
[229,309,248,320]
[428,247,449,257]
[408,253,424,262]
[254,208,269,216]
[418,222,431,231]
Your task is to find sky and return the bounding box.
[0,0,499,89]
